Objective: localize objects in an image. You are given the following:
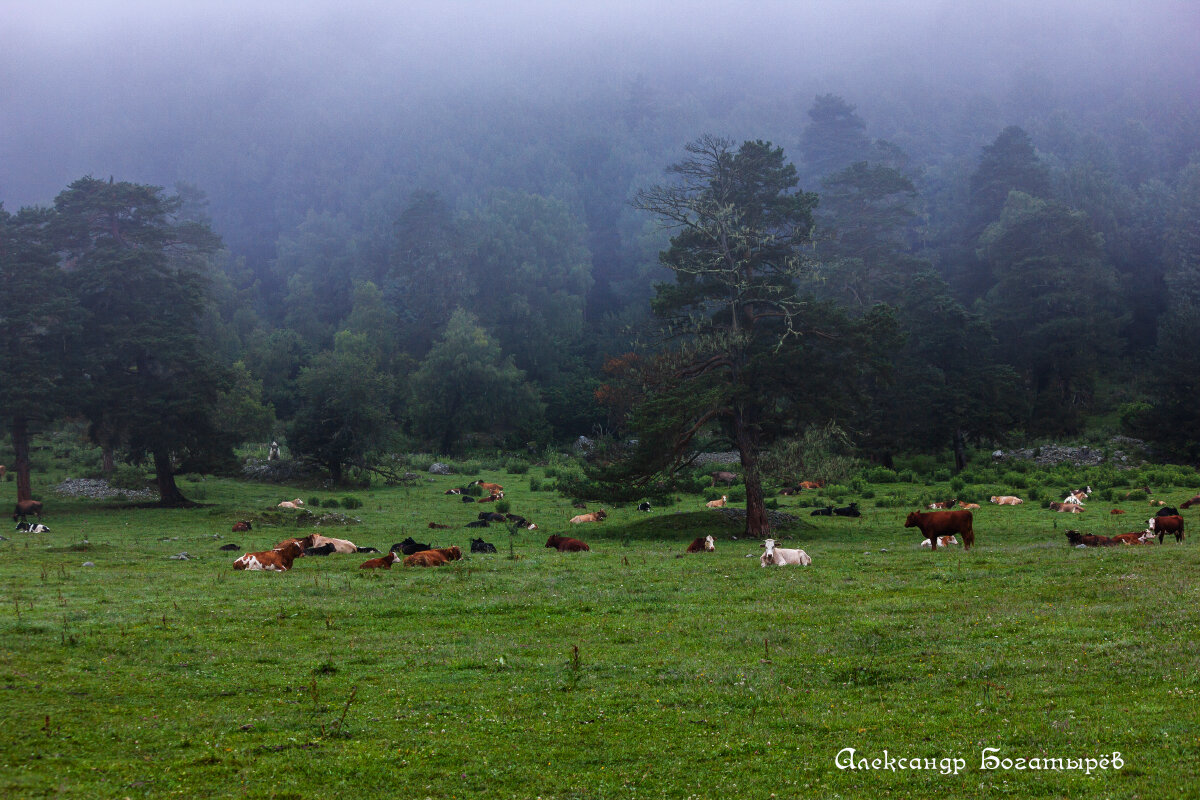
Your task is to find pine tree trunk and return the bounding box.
[12,416,32,503]
[734,408,770,539]
[102,446,115,476]
[953,429,967,473]
[153,448,189,506]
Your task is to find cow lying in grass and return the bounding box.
[403,546,463,567]
[685,535,715,553]
[234,541,305,571]
[1065,530,1120,547]
[920,535,959,548]
[546,534,590,552]
[760,538,811,566]
[360,552,401,569]
[569,510,606,524]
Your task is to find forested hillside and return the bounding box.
[2,1,1198,491]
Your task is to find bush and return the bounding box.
[727,487,746,503]
[873,495,911,508]
[933,469,951,483]
[1028,487,1040,501]
[110,464,149,490]
[1002,472,1028,489]
[898,469,917,483]
[307,497,322,508]
[495,499,511,513]
[341,496,363,510]
[323,498,340,508]
[529,475,542,492]
[949,476,965,493]
[505,459,531,475]
[465,483,483,497]
[860,488,876,499]
[765,498,780,510]
[452,460,482,476]
[865,467,898,484]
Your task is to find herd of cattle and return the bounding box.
[7,474,1194,571]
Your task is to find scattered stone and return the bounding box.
[82,562,95,567]
[716,508,808,528]
[241,458,320,483]
[693,451,740,465]
[53,478,156,502]
[169,552,190,560]
[428,462,453,475]
[880,548,888,552]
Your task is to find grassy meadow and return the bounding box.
[1,460,1199,799]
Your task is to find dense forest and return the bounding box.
[2,3,1198,509]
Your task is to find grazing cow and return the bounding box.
[990,496,1023,505]
[404,550,449,567]
[232,520,252,533]
[637,501,652,512]
[307,534,358,554]
[810,506,833,516]
[904,510,975,551]
[391,538,431,555]
[1148,515,1185,544]
[569,509,607,524]
[833,503,861,517]
[466,520,489,528]
[471,537,498,554]
[472,481,504,494]
[1110,509,1126,515]
[479,512,507,522]
[1156,506,1180,518]
[1065,530,1119,547]
[920,535,959,548]
[428,522,451,529]
[233,541,304,571]
[928,499,956,510]
[760,538,811,566]
[12,500,44,522]
[546,534,590,552]
[957,502,981,510]
[685,535,716,553]
[710,471,739,486]
[1049,502,1085,513]
[705,495,728,509]
[360,552,401,569]
[1179,494,1200,510]
[304,543,337,556]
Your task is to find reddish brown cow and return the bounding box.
[1109,509,1126,515]
[1179,494,1200,510]
[904,510,975,551]
[1065,530,1120,547]
[797,480,825,490]
[435,546,463,562]
[546,534,590,552]
[685,535,716,553]
[232,520,252,532]
[1049,502,1085,513]
[360,552,401,569]
[233,541,305,571]
[404,550,449,567]
[1110,531,1153,545]
[12,499,43,522]
[1148,514,1185,544]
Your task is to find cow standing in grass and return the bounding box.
[905,510,975,551]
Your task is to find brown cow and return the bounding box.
[797,480,824,490]
[472,480,504,494]
[685,535,716,553]
[404,550,449,567]
[234,541,305,571]
[904,510,975,551]
[1049,502,1085,513]
[1065,530,1120,547]
[546,534,590,552]
[1179,494,1200,510]
[12,499,43,522]
[957,502,981,510]
[232,520,253,532]
[705,495,728,508]
[1109,509,1126,515]
[1148,514,1185,544]
[1109,530,1154,545]
[710,471,739,486]
[435,546,463,562]
[275,534,317,551]
[360,552,401,569]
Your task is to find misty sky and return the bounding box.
[3,0,1197,207]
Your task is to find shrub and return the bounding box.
[865,467,898,484]
[1003,472,1028,489]
[765,498,780,510]
[726,487,746,503]
[860,488,876,499]
[505,459,530,475]
[341,496,363,510]
[452,460,482,476]
[848,476,867,493]
[1028,487,1040,501]
[898,469,917,483]
[464,483,483,497]
[949,476,965,493]
[528,476,542,492]
[495,499,511,513]
[874,495,911,508]
[323,498,340,508]
[307,497,322,508]
[110,464,149,490]
[933,469,952,483]
[702,487,724,501]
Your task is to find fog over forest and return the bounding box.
[3,0,1200,476]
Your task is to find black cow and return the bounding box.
[304,543,338,556]
[810,506,833,516]
[479,511,507,522]
[356,546,380,553]
[461,495,476,503]
[466,520,489,528]
[391,538,432,555]
[833,503,861,517]
[471,537,498,554]
[219,543,241,551]
[637,501,652,512]
[1156,506,1180,517]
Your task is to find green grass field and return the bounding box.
[1,469,1198,799]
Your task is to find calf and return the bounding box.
[546,534,590,552]
[477,493,502,503]
[391,538,431,555]
[234,541,304,571]
[1110,530,1156,545]
[989,496,1023,505]
[360,552,401,569]
[798,480,824,490]
[444,487,465,495]
[569,509,607,524]
[1148,515,1185,544]
[467,519,490,529]
[471,537,498,554]
[685,535,716,553]
[1049,502,1085,513]
[904,510,975,551]
[12,500,43,522]
[920,535,959,548]
[232,520,252,533]
[957,502,981,510]
[428,522,451,529]
[928,500,957,510]
[705,495,728,509]
[760,538,811,566]
[435,546,463,562]
[472,480,504,493]
[461,496,476,504]
[1110,509,1126,515]
[218,543,241,551]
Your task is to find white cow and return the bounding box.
[309,533,358,554]
[760,538,811,567]
[919,535,959,548]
